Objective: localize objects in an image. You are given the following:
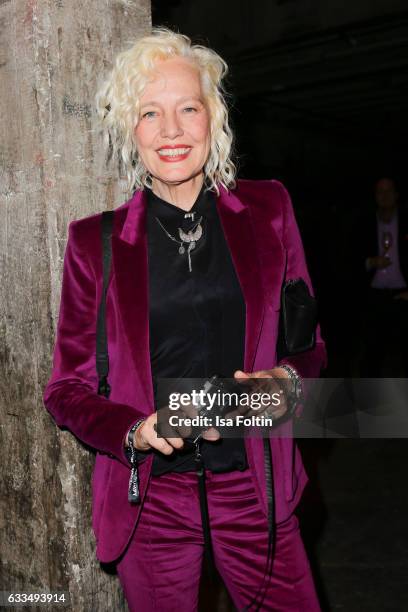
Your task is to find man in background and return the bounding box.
[357,178,408,376]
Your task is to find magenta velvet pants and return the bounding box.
[116,468,321,612]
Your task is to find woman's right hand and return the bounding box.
[133,413,184,455]
[129,409,220,455]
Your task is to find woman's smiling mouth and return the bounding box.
[156,146,192,162]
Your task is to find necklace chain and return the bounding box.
[154,215,204,273]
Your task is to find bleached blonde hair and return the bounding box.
[95,26,237,195]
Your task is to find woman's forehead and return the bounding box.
[141,57,201,91]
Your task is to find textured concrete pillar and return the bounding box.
[0,1,150,610]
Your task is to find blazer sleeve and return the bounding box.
[43,220,145,467]
[274,181,328,378]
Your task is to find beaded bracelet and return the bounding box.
[279,365,303,418]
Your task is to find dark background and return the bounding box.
[151,3,408,611]
[153,0,408,378]
[152,0,408,198]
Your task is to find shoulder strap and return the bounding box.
[241,439,275,612]
[96,210,114,398]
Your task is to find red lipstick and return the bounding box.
[156,145,192,163]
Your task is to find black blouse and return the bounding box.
[146,182,248,475]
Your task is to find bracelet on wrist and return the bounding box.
[126,419,145,504]
[127,419,146,451]
[279,365,303,416]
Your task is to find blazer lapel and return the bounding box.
[111,190,154,411]
[216,185,266,372]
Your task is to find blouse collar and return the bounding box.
[146,182,217,224]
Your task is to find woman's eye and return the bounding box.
[142,111,157,119]
[183,107,197,113]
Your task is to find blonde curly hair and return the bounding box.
[95,26,237,195]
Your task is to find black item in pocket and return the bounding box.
[277,278,318,360]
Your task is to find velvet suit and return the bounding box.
[43,179,327,569]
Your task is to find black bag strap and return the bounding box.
[194,442,217,583]
[194,438,275,609]
[241,439,276,611]
[96,210,114,398]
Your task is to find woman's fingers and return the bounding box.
[136,415,184,455]
[232,369,288,419]
[161,436,185,453]
[201,426,221,441]
[139,404,222,453]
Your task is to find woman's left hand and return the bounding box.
[233,367,291,420]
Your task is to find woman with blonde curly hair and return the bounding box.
[44,26,326,612]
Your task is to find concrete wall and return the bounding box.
[0,1,150,609]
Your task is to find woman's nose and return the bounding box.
[160,111,183,139]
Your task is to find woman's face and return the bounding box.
[134,57,211,186]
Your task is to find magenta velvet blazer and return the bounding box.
[43,179,327,563]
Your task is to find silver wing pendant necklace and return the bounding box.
[155,211,204,272]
